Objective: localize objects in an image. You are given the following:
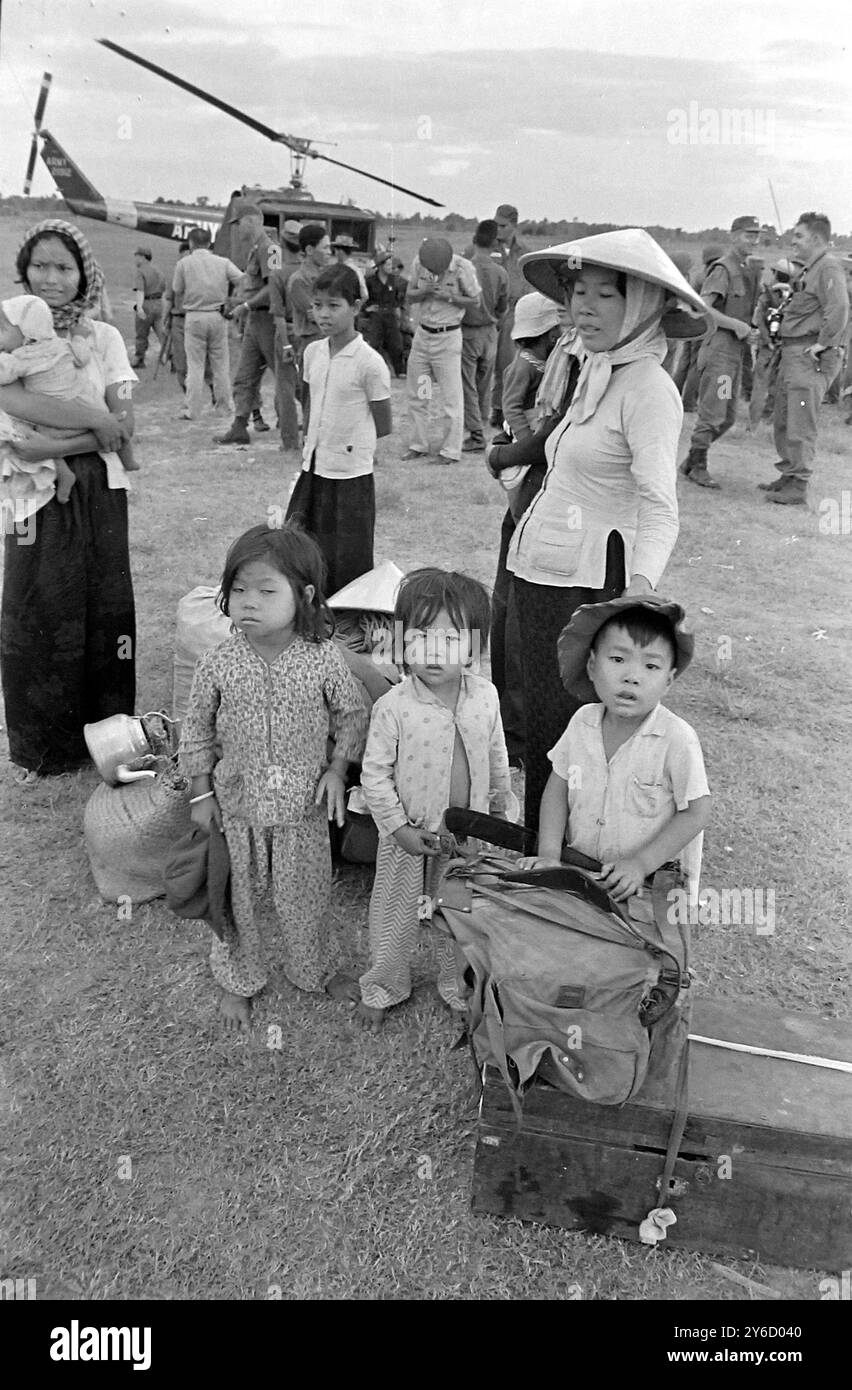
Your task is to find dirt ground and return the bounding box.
[0,212,849,1302]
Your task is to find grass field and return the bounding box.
[0,213,850,1302]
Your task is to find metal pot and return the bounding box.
[84,712,175,787]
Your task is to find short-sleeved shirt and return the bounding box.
[133,263,166,298]
[268,248,304,322]
[172,249,242,313]
[240,232,278,305]
[301,333,391,478]
[408,253,481,329]
[288,262,323,340]
[463,250,509,327]
[548,702,710,902]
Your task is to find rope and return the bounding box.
[688,1034,852,1074]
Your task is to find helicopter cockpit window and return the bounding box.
[329,221,371,253]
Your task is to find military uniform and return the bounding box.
[772,248,849,485]
[682,217,760,487]
[491,234,531,419]
[748,278,792,428]
[132,253,166,367]
[215,222,280,441]
[363,260,406,376]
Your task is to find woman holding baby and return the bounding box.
[0,219,137,783]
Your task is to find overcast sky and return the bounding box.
[1,0,851,230]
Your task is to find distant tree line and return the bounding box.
[2,196,850,248]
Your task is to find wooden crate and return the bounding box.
[471,997,852,1270]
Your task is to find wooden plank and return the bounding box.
[471,1128,852,1270]
[480,997,852,1145]
[641,997,852,1137]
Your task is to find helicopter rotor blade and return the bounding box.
[24,71,52,195]
[313,150,443,207]
[98,37,443,207]
[99,39,287,143]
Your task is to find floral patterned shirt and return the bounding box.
[179,631,367,826]
[360,671,511,837]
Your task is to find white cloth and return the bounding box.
[301,333,390,478]
[0,320,136,520]
[548,701,709,904]
[1,294,55,341]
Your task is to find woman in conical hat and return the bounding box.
[503,228,711,827]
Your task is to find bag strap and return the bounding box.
[657,1036,690,1202]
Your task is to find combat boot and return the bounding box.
[767,477,807,506]
[680,446,720,489]
[214,417,251,446]
[251,410,271,433]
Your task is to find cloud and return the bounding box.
[3,10,851,229]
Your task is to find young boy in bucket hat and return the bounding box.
[519,595,711,909]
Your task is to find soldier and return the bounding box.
[362,248,406,376]
[489,204,530,424]
[748,257,798,430]
[163,240,190,390]
[680,216,760,489]
[131,245,166,368]
[267,220,304,451]
[214,203,279,446]
[461,219,509,450]
[759,211,850,504]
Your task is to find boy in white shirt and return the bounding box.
[285,264,392,595]
[521,596,711,910]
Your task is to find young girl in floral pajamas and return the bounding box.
[355,568,512,1031]
[180,522,368,1030]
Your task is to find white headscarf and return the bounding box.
[566,276,668,425]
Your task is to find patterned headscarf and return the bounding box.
[17,219,105,332]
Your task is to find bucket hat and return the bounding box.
[511,291,561,340]
[520,228,714,339]
[557,594,695,704]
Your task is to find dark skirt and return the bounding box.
[286,465,375,598]
[514,530,626,832]
[1,455,136,775]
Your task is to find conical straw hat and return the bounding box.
[521,228,713,337]
[327,560,405,613]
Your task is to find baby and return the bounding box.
[0,294,136,506]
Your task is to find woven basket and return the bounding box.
[83,764,192,904]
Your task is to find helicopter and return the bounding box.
[24,40,442,261]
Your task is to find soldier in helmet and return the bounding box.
[680,215,761,489]
[748,256,799,429]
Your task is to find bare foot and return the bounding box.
[354,1001,386,1033]
[219,990,251,1031]
[325,972,360,1004]
[55,464,76,504]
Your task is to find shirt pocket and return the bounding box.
[526,522,585,578]
[628,776,667,818]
